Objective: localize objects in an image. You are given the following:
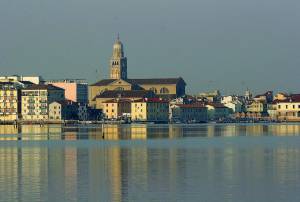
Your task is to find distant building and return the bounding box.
[103,99,131,119]
[246,101,268,115]
[46,79,88,104]
[92,90,155,110]
[206,103,230,121]
[49,100,78,121]
[275,94,300,121]
[170,103,207,123]
[253,91,273,103]
[21,84,65,120]
[221,95,243,113]
[0,82,21,122]
[198,90,221,103]
[131,98,169,123]
[89,37,186,107]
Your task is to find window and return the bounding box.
[278,105,281,109]
[286,105,288,109]
[293,105,295,109]
[149,87,157,93]
[160,87,169,94]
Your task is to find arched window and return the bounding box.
[160,87,169,94]
[149,87,157,93]
[115,87,124,91]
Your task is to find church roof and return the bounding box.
[128,77,185,85]
[90,77,186,87]
[93,90,155,100]
[90,79,117,86]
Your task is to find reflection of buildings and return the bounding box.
[1,129,300,201]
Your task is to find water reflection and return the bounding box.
[1,123,300,140]
[0,140,300,201]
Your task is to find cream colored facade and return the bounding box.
[103,99,131,119]
[21,85,65,121]
[49,102,62,120]
[0,84,20,122]
[276,102,300,121]
[131,98,169,122]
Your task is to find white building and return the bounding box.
[221,95,243,113]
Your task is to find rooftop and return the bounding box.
[93,90,155,100]
[23,84,64,91]
[90,77,186,86]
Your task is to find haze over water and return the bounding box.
[0,123,300,201]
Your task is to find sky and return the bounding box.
[0,0,300,95]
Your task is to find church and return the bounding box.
[89,37,186,109]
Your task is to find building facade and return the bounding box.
[0,82,21,122]
[131,98,169,122]
[92,90,155,110]
[46,79,88,104]
[206,103,230,121]
[21,85,65,120]
[103,99,131,119]
[275,95,300,121]
[170,104,207,123]
[49,100,78,121]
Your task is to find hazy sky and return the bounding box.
[0,0,299,94]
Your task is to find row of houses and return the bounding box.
[0,81,98,122]
[101,97,230,123]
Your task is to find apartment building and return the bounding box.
[131,98,169,122]
[21,84,65,120]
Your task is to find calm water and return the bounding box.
[0,123,300,202]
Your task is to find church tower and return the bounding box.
[110,36,127,80]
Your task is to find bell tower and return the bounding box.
[110,35,127,80]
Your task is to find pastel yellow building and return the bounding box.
[276,95,300,121]
[103,99,131,119]
[21,84,65,120]
[131,98,169,122]
[0,82,20,122]
[92,90,155,110]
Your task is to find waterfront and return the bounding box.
[0,124,300,201]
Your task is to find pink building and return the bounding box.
[46,79,88,104]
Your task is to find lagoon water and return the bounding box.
[0,123,300,202]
